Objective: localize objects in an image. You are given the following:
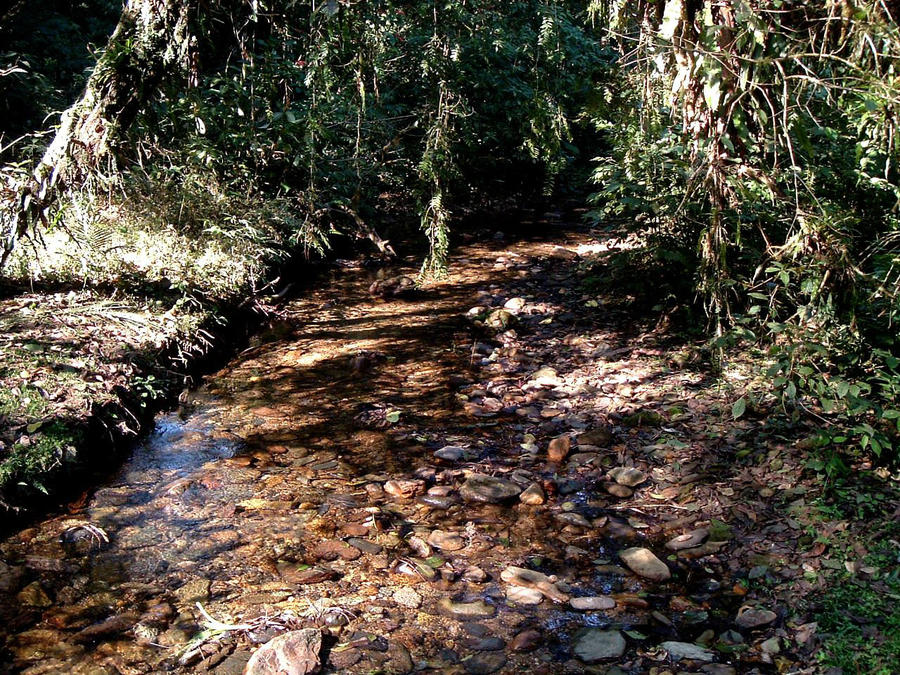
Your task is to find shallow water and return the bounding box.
[0,227,749,674]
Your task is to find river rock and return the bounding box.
[0,562,24,593]
[660,641,714,662]
[509,629,542,652]
[666,528,709,551]
[547,435,571,462]
[606,484,633,498]
[463,652,507,674]
[174,578,210,605]
[608,466,647,487]
[438,598,496,620]
[384,479,425,498]
[506,586,543,605]
[347,538,383,555]
[428,530,466,551]
[619,547,671,581]
[504,297,526,311]
[735,607,777,629]
[310,541,361,561]
[519,482,545,505]
[244,628,322,675]
[435,446,465,462]
[573,629,626,663]
[501,566,569,603]
[460,474,521,503]
[529,367,560,387]
[16,581,52,607]
[570,596,616,611]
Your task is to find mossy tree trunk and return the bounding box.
[0,0,195,267]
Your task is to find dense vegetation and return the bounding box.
[1,2,898,466]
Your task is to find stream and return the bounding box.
[1,221,751,674]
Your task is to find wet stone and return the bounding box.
[509,629,542,652]
[384,479,426,498]
[619,547,671,582]
[427,530,466,551]
[506,586,543,605]
[463,652,507,674]
[735,607,777,629]
[660,641,714,662]
[606,483,633,498]
[547,435,571,462]
[570,596,616,611]
[519,482,545,505]
[16,581,52,607]
[438,598,496,620]
[418,495,458,510]
[347,538,383,555]
[244,628,322,675]
[310,540,361,561]
[459,474,521,504]
[608,466,647,487]
[465,637,505,651]
[666,528,709,551]
[435,446,465,462]
[573,629,626,663]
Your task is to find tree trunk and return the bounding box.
[1,0,194,267]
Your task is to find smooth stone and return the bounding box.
[573,629,626,663]
[466,637,505,651]
[435,446,465,462]
[547,435,571,462]
[393,587,422,609]
[506,586,543,605]
[735,607,777,629]
[428,530,466,551]
[463,652,507,674]
[606,484,633,498]
[501,566,569,603]
[509,629,542,652]
[665,528,709,551]
[244,629,322,675]
[437,598,496,620]
[619,547,671,581]
[347,538,383,555]
[608,466,647,487]
[570,596,616,611]
[418,495,458,510]
[462,566,488,583]
[504,297,526,311]
[660,641,714,662]
[459,474,521,504]
[384,479,425,498]
[529,367,560,387]
[519,482,545,505]
[555,512,592,529]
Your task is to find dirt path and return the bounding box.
[1,219,811,674]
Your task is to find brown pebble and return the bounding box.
[547,435,571,462]
[510,629,542,652]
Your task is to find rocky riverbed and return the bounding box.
[0,220,806,673]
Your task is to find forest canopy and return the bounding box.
[1,0,899,466]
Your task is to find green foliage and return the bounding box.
[0,422,80,497]
[588,0,900,462]
[815,543,900,673]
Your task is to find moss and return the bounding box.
[0,422,81,496]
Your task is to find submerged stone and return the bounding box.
[573,629,626,662]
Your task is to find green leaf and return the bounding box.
[732,397,747,419]
[385,410,401,424]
